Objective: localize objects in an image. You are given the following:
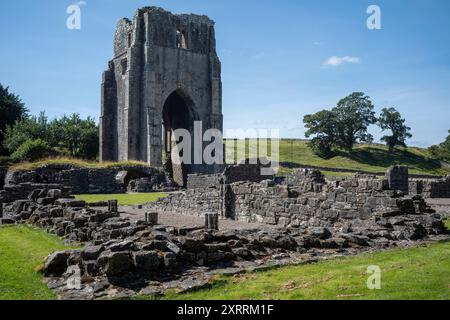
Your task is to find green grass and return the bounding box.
[155,241,450,300]
[0,225,78,300]
[225,139,450,176]
[74,192,168,206]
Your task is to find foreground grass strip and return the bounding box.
[0,225,77,300]
[75,193,168,206]
[159,241,450,300]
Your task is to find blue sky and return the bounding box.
[0,0,449,146]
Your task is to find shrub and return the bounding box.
[11,139,51,162]
[308,138,334,159]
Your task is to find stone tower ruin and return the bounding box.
[100,7,223,185]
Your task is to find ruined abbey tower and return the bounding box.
[100,7,223,184]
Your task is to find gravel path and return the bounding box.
[111,206,282,232]
[97,198,450,231]
[427,198,450,217]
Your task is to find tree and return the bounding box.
[303,110,337,158]
[3,112,99,161]
[378,107,412,152]
[49,113,98,159]
[0,84,29,155]
[3,112,49,152]
[429,130,450,162]
[333,92,377,150]
[303,92,377,157]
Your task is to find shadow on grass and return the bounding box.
[335,147,443,172]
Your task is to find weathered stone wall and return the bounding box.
[223,163,272,184]
[227,173,407,228]
[154,186,224,217]
[151,168,438,231]
[2,164,170,200]
[187,173,222,190]
[410,176,450,198]
[385,166,409,192]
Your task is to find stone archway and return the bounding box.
[162,89,198,186]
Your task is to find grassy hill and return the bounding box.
[5,140,450,177]
[225,139,450,177]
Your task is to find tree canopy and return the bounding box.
[378,107,412,152]
[0,84,29,155]
[303,92,377,157]
[3,112,99,160]
[333,92,377,150]
[303,92,415,157]
[429,130,450,162]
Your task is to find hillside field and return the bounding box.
[224,139,450,177]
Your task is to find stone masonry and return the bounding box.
[151,167,443,234]
[100,6,223,184]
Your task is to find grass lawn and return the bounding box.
[0,225,78,300]
[225,140,450,176]
[158,240,450,300]
[74,192,168,206]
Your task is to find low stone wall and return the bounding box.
[409,176,450,199]
[3,164,170,196]
[154,186,224,217]
[187,174,222,190]
[223,163,272,184]
[0,183,71,204]
[151,168,440,232]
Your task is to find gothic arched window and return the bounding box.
[176,30,187,49]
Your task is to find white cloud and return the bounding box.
[323,56,360,67]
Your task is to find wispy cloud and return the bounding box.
[323,56,360,67]
[251,52,266,60]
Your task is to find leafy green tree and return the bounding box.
[0,84,29,155]
[303,110,337,158]
[429,130,450,162]
[3,112,49,152]
[378,107,412,152]
[303,92,376,157]
[49,113,98,159]
[4,112,99,161]
[333,92,377,150]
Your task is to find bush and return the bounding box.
[308,138,334,159]
[11,139,51,162]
